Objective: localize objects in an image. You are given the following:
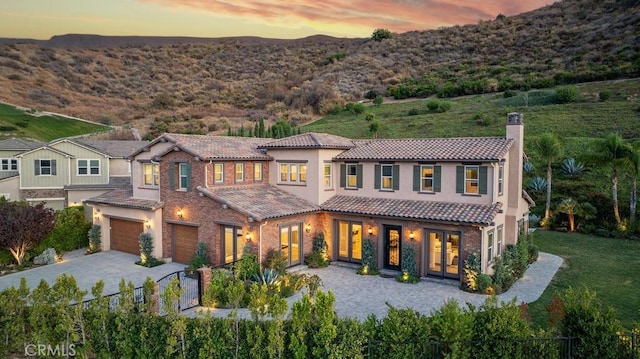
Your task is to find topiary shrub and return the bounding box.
[463,252,481,292]
[189,241,208,270]
[87,224,101,254]
[304,232,329,268]
[357,238,379,275]
[137,232,162,267]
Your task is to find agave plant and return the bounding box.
[528,176,547,191]
[252,268,280,285]
[523,161,535,173]
[560,158,585,176]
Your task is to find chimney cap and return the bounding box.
[507,112,523,125]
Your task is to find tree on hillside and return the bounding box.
[626,144,639,226]
[0,201,56,265]
[371,28,392,42]
[589,133,630,229]
[533,133,563,225]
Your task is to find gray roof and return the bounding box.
[0,171,18,180]
[65,176,131,191]
[259,133,354,150]
[322,195,501,226]
[0,138,44,151]
[77,140,149,158]
[334,137,513,162]
[197,184,320,221]
[84,187,163,211]
[154,134,272,161]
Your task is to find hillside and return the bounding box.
[0,0,638,139]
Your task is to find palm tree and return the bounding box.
[533,133,563,225]
[627,145,639,226]
[591,133,630,229]
[557,198,579,232]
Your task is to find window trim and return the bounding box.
[179,163,189,189]
[464,165,479,195]
[254,162,263,182]
[420,165,434,192]
[323,163,333,189]
[214,163,224,184]
[142,162,160,187]
[346,163,358,189]
[278,162,307,185]
[497,225,504,256]
[0,158,18,171]
[498,164,504,196]
[235,162,244,183]
[487,230,495,263]
[77,159,100,176]
[222,225,244,264]
[380,164,394,190]
[36,159,55,176]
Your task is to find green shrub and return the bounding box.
[503,89,517,98]
[476,274,493,294]
[234,250,260,281]
[426,99,440,111]
[87,224,101,254]
[371,28,392,42]
[599,90,611,101]
[138,232,154,266]
[463,252,481,291]
[189,241,208,270]
[358,238,378,275]
[407,108,419,116]
[430,299,473,358]
[555,85,579,103]
[373,96,384,106]
[264,248,287,275]
[474,113,493,126]
[304,251,328,268]
[528,244,539,263]
[39,207,91,253]
[437,101,452,112]
[345,102,365,114]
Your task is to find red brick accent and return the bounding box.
[197,267,211,304]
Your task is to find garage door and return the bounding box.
[172,224,199,264]
[110,218,143,255]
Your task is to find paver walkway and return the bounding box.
[189,252,563,320]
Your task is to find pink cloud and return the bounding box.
[138,0,551,34]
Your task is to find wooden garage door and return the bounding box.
[172,224,199,264]
[110,218,143,255]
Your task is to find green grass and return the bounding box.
[528,230,640,329]
[0,103,107,141]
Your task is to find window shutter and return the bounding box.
[185,162,192,192]
[169,162,175,190]
[34,160,40,175]
[340,164,346,188]
[51,160,57,176]
[413,165,420,191]
[479,166,488,195]
[374,165,381,189]
[434,165,442,192]
[456,166,464,193]
[356,164,363,188]
[393,165,400,190]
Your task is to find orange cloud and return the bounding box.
[137,0,551,34]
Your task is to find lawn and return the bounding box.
[528,229,640,329]
[0,103,107,141]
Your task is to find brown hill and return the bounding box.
[0,0,638,139]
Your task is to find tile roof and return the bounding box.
[77,140,148,158]
[0,172,18,181]
[197,184,320,221]
[322,195,501,226]
[259,133,354,149]
[84,187,163,210]
[65,176,131,191]
[334,137,513,162]
[159,134,272,160]
[0,138,44,151]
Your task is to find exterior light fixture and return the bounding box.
[177,209,183,218]
[245,232,252,241]
[94,214,100,221]
[367,227,373,236]
[409,231,415,240]
[145,220,151,229]
[305,223,311,233]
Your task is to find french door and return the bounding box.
[426,230,461,279]
[337,220,362,263]
[280,224,301,267]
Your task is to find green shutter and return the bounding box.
[51,160,57,176]
[185,162,192,192]
[169,162,175,190]
[393,165,400,190]
[456,166,464,193]
[434,165,441,192]
[356,164,363,188]
[413,165,420,191]
[340,164,346,188]
[34,160,40,175]
[479,166,488,195]
[374,165,381,189]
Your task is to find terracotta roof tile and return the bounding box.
[260,133,354,149]
[334,137,513,162]
[162,134,272,160]
[197,184,320,221]
[84,187,163,210]
[322,195,501,225]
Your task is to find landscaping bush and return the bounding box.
[234,250,260,281]
[397,243,420,283]
[264,248,287,275]
[357,238,379,275]
[555,85,579,104]
[503,89,517,98]
[137,232,162,267]
[188,241,208,270]
[40,206,91,253]
[476,274,493,294]
[33,248,58,265]
[462,252,481,291]
[599,90,612,101]
[87,224,101,254]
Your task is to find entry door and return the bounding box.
[426,230,461,279]
[384,225,402,270]
[281,224,301,267]
[223,226,244,264]
[337,221,362,263]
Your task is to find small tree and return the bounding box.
[371,28,392,42]
[0,201,55,265]
[373,95,384,106]
[87,224,102,254]
[555,85,578,104]
[369,120,380,138]
[139,232,154,266]
[189,241,208,270]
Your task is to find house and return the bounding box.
[0,137,147,212]
[86,113,532,280]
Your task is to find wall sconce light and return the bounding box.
[94,214,100,221]
[176,209,183,219]
[145,220,151,229]
[367,227,373,236]
[305,223,311,233]
[244,232,252,241]
[409,231,415,240]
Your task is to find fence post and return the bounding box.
[150,282,160,314]
[197,267,211,306]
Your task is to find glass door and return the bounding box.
[426,230,461,279]
[337,221,362,263]
[280,224,301,267]
[223,226,244,264]
[384,225,402,270]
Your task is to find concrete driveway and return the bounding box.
[0,249,185,299]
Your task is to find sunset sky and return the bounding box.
[0,0,552,40]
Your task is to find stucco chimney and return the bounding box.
[505,113,524,244]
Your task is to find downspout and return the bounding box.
[259,220,268,264]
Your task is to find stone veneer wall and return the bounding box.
[20,188,66,202]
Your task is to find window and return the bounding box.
[143,163,159,186]
[281,223,302,267]
[375,164,399,191]
[223,226,245,264]
[421,165,434,192]
[179,163,189,189]
[487,231,495,262]
[278,163,307,184]
[498,164,504,196]
[214,163,224,184]
[323,163,332,189]
[0,158,17,171]
[235,163,244,182]
[465,166,479,194]
[497,226,503,256]
[347,164,358,188]
[254,163,262,181]
[78,159,100,175]
[35,159,56,176]
[381,165,393,190]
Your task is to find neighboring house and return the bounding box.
[86,113,532,280]
[0,138,43,201]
